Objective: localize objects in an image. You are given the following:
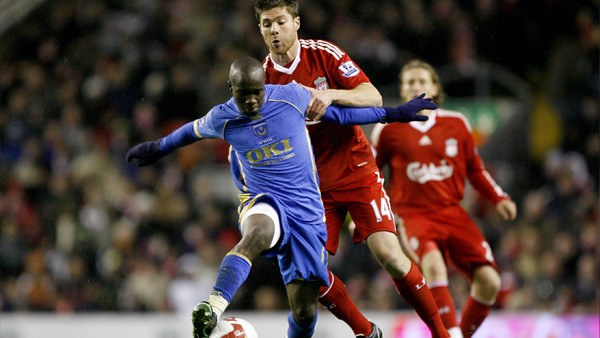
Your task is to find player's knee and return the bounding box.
[420,250,447,281]
[376,247,408,273]
[473,266,501,298]
[368,232,410,275]
[238,221,274,253]
[291,303,317,327]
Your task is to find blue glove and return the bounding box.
[384,94,437,123]
[126,140,168,166]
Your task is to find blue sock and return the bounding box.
[287,309,317,338]
[211,253,252,302]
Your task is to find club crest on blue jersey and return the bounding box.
[253,122,268,137]
[338,61,360,77]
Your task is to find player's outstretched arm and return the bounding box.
[126,120,200,166]
[126,140,168,166]
[306,82,382,120]
[320,93,436,125]
[383,94,436,123]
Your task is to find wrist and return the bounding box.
[325,89,340,104]
[495,196,510,205]
[157,139,167,153]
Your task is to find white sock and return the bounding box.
[208,294,229,320]
[448,327,464,338]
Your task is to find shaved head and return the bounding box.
[229,57,266,117]
[229,57,265,87]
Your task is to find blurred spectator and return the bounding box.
[0,0,597,314]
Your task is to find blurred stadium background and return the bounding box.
[0,0,598,337]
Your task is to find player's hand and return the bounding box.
[126,140,168,166]
[306,88,334,120]
[395,215,420,265]
[496,199,517,221]
[384,93,437,123]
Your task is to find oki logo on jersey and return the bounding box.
[445,138,458,157]
[246,138,293,164]
[313,77,329,91]
[406,160,453,184]
[253,122,268,138]
[338,61,360,77]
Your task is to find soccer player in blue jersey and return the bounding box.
[126,57,436,338]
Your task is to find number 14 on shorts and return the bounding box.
[370,197,393,222]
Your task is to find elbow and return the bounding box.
[358,83,382,107]
[371,91,383,107]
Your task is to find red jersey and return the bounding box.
[371,109,508,214]
[263,39,378,192]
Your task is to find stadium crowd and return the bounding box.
[0,0,598,315]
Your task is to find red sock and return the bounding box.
[393,263,449,338]
[429,284,458,329]
[318,270,372,336]
[460,296,492,337]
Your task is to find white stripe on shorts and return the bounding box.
[240,202,281,250]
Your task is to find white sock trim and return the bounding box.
[428,280,449,289]
[448,327,464,338]
[318,270,335,299]
[208,294,230,321]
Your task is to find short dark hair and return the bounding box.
[254,0,299,21]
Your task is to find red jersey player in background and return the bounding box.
[371,60,518,338]
[254,1,449,337]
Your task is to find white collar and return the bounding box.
[271,42,301,74]
[409,110,437,133]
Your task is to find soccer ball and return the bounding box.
[208,317,258,338]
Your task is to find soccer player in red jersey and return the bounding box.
[254,1,449,337]
[371,60,518,338]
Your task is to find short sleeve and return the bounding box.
[323,42,371,89]
[288,83,312,117]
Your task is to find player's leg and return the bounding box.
[348,173,449,337]
[285,280,321,338]
[365,232,449,338]
[278,210,329,337]
[460,265,500,338]
[318,194,378,337]
[442,208,500,338]
[319,270,381,337]
[420,248,462,338]
[193,202,280,338]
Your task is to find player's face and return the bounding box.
[231,82,265,117]
[258,6,300,56]
[400,68,439,103]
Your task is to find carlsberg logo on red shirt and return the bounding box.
[406,160,453,183]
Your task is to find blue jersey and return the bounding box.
[194,83,325,225]
[158,82,387,285]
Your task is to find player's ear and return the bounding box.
[227,81,232,92]
[431,83,440,98]
[294,16,300,31]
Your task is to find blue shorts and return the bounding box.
[239,194,329,287]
